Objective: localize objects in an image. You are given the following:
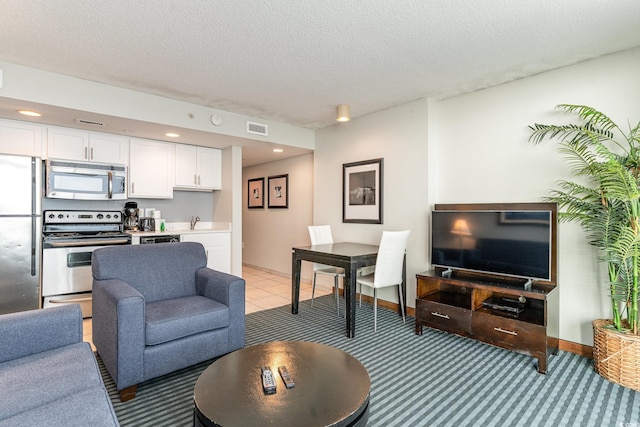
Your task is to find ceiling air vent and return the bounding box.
[75,118,105,127]
[247,121,268,136]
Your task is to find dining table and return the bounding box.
[291,242,405,338]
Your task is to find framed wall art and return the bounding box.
[342,158,383,224]
[247,177,264,209]
[268,174,289,209]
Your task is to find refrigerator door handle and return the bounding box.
[30,157,40,277]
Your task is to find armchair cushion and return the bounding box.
[145,295,230,345]
[92,242,207,302]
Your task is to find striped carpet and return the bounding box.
[100,295,640,426]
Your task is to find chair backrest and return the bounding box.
[308,225,334,245]
[373,230,410,288]
[92,242,207,302]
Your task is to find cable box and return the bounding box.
[482,297,525,314]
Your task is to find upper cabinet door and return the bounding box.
[0,119,43,157]
[48,127,128,164]
[175,144,199,187]
[197,147,221,189]
[174,144,221,190]
[47,127,88,161]
[89,133,129,165]
[129,138,174,198]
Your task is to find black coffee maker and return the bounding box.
[123,201,139,231]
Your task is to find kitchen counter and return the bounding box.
[127,222,231,237]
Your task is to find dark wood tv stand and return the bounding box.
[415,269,559,373]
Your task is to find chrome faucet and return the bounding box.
[190,216,200,230]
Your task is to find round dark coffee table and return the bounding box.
[193,341,370,427]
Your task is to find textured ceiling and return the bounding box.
[1,1,639,131]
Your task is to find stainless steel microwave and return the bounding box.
[45,159,127,200]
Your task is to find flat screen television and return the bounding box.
[431,208,553,282]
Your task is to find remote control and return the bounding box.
[278,365,295,389]
[261,366,277,395]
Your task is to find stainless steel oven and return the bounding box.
[42,210,130,318]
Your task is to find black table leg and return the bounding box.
[345,264,356,338]
[292,252,301,314]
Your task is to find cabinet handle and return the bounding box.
[84,146,88,160]
[431,312,450,319]
[198,175,201,185]
[131,182,134,194]
[494,327,518,336]
[194,174,198,185]
[90,147,94,160]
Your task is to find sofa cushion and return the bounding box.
[145,295,230,345]
[0,386,119,427]
[0,342,101,419]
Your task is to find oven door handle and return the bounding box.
[46,239,130,247]
[48,296,92,304]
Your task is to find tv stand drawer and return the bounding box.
[416,299,471,335]
[472,311,546,352]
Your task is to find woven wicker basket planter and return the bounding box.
[592,319,640,392]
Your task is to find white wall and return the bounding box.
[314,99,430,306]
[312,47,640,346]
[242,154,314,278]
[430,47,640,345]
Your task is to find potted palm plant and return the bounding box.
[529,104,640,391]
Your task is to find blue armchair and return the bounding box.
[92,242,245,401]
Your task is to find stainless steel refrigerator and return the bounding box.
[0,154,41,314]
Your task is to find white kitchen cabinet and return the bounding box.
[47,126,128,164]
[175,145,221,190]
[129,138,174,198]
[0,119,43,157]
[181,232,230,273]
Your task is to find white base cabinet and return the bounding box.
[181,233,230,274]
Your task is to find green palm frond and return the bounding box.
[530,104,640,334]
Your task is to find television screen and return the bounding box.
[431,210,552,281]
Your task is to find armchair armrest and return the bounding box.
[92,278,145,390]
[195,268,246,351]
[0,304,83,363]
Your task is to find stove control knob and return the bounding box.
[113,214,119,220]
[48,213,55,219]
[106,214,111,219]
[97,214,104,219]
[58,214,64,219]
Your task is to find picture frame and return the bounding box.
[247,177,264,209]
[268,174,289,209]
[343,158,383,224]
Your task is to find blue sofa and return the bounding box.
[0,304,119,426]
[92,242,245,401]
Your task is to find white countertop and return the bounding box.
[126,221,231,237]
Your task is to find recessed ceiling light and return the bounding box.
[165,132,180,138]
[17,110,41,117]
[273,148,283,153]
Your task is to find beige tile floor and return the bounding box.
[83,265,332,349]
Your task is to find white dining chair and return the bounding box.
[308,225,344,315]
[356,230,410,332]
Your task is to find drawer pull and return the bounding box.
[494,327,518,336]
[431,312,450,319]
